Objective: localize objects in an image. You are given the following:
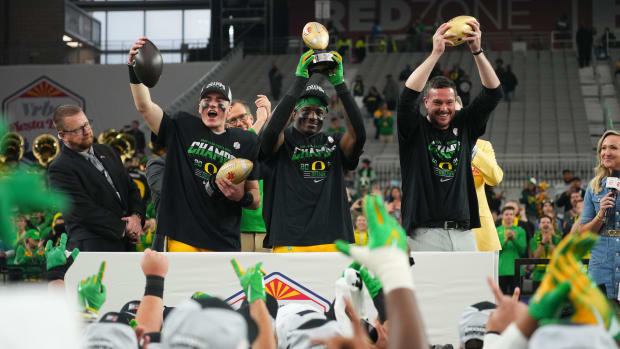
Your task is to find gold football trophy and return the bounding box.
[302,22,336,73]
[445,15,477,46]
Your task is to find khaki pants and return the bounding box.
[241,232,271,252]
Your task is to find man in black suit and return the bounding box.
[48,105,145,252]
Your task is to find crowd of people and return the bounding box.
[3,17,620,349]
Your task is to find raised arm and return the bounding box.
[259,50,312,156]
[326,52,366,161]
[128,37,164,134]
[405,23,454,92]
[250,95,271,134]
[462,20,501,89]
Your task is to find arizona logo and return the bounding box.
[226,272,331,312]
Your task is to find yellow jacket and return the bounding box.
[472,139,503,251]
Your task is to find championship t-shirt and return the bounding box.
[262,127,357,247]
[397,86,503,236]
[157,112,258,250]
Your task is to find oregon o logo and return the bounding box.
[311,161,325,171]
[439,162,452,170]
[204,162,218,175]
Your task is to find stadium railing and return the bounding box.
[371,153,595,189]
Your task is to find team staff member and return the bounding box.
[226,97,271,252]
[398,20,502,251]
[128,37,260,252]
[260,50,366,252]
[48,105,145,251]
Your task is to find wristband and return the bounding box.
[472,49,484,56]
[128,65,141,84]
[237,192,254,208]
[144,275,164,298]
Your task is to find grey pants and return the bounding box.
[408,227,478,252]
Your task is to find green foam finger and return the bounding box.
[363,195,386,233]
[70,248,80,260]
[45,240,52,253]
[231,258,244,278]
[335,240,351,255]
[95,261,106,285]
[59,233,68,250]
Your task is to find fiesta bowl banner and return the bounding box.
[2,76,85,151]
[66,251,497,345]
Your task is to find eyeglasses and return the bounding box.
[297,107,327,121]
[62,120,93,135]
[226,113,249,125]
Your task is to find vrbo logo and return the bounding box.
[21,100,61,117]
[2,76,85,151]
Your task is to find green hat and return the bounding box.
[24,229,40,240]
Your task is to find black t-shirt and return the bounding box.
[262,127,357,247]
[397,86,503,235]
[157,112,258,251]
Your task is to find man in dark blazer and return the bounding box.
[48,105,145,251]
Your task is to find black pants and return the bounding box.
[499,275,515,295]
[69,236,134,252]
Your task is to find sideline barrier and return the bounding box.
[66,251,498,345]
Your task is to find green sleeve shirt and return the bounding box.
[497,225,527,276]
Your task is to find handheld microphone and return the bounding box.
[604,170,620,224]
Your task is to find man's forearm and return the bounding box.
[473,53,501,89]
[249,299,276,349]
[336,83,366,157]
[405,53,441,92]
[259,76,307,155]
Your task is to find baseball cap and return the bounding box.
[529,324,617,349]
[120,300,141,315]
[296,84,329,110]
[24,229,40,240]
[459,301,496,348]
[200,81,232,101]
[83,322,138,349]
[194,296,258,343]
[162,299,249,349]
[275,303,341,349]
[99,311,135,327]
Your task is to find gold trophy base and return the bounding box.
[308,51,337,74]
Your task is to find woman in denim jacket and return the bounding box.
[581,130,620,306]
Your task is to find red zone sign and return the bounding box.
[226,272,332,312]
[2,76,85,150]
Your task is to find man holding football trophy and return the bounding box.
[128,37,260,252]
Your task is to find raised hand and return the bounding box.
[486,276,526,333]
[335,194,413,293]
[326,51,344,86]
[231,258,266,304]
[128,37,149,65]
[44,233,79,271]
[140,248,168,278]
[432,23,457,56]
[295,49,314,78]
[462,19,482,53]
[77,261,107,314]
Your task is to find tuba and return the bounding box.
[97,129,119,145]
[32,134,60,167]
[0,131,24,163]
[98,129,136,162]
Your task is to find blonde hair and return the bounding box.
[590,130,620,193]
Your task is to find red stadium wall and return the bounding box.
[287,0,593,37]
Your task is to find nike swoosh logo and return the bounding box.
[313,179,326,183]
[440,178,452,182]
